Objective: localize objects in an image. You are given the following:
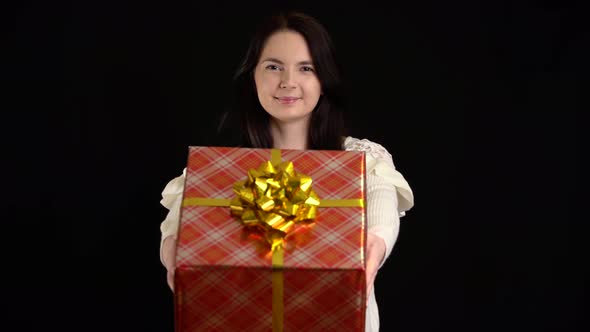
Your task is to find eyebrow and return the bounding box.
[260,57,314,66]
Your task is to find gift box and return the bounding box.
[175,146,367,332]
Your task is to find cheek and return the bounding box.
[256,72,278,89]
[305,81,322,99]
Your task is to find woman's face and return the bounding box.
[254,30,322,124]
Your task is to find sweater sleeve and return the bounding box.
[158,168,186,266]
[366,154,411,268]
[345,137,415,268]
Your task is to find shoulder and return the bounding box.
[343,136,393,161]
[345,136,415,214]
[160,168,186,208]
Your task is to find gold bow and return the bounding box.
[229,158,320,253]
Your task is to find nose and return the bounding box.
[279,69,296,89]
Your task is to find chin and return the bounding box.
[271,112,313,123]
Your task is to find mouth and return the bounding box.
[274,97,301,104]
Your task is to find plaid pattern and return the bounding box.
[176,268,365,332]
[176,268,273,332]
[176,146,366,331]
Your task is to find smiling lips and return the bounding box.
[275,96,300,104]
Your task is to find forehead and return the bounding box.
[259,30,312,62]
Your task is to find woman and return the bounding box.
[159,11,414,331]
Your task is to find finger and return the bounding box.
[366,268,376,305]
[167,271,175,292]
[365,240,379,305]
[366,282,374,306]
[366,273,375,306]
[365,240,380,279]
[365,255,378,293]
[367,273,376,292]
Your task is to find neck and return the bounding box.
[270,118,310,150]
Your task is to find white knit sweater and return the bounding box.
[158,136,414,332]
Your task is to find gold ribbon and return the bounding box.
[182,149,363,332]
[183,197,363,208]
[272,251,284,332]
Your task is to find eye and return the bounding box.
[301,66,315,72]
[265,64,281,71]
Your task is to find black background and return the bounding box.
[5,0,584,331]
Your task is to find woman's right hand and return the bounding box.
[162,234,178,292]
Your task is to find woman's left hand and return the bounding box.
[366,232,386,305]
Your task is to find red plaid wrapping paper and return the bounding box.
[175,146,367,332]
